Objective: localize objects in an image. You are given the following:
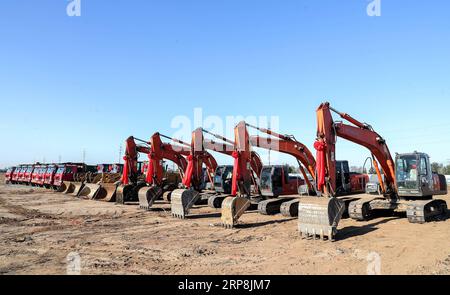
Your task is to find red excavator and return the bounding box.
[200,128,263,209]
[137,133,196,209]
[220,121,314,227]
[298,102,448,241]
[117,133,189,205]
[170,127,263,219]
[220,121,368,228]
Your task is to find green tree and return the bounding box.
[431,162,444,174]
[442,164,450,175]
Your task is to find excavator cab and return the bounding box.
[396,152,447,197]
[214,165,233,194]
[260,165,301,197]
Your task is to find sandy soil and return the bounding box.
[0,174,449,275]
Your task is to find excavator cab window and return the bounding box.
[283,166,290,185]
[396,155,419,190]
[419,156,428,176]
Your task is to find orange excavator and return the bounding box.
[117,133,190,205]
[298,102,448,241]
[171,127,264,219]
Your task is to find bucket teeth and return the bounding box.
[220,196,251,228]
[170,189,201,219]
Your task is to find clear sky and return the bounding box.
[1,0,450,169]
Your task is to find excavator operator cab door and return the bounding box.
[260,166,284,198]
[335,161,351,195]
[214,165,233,194]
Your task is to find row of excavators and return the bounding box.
[5,102,448,241]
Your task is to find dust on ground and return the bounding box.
[0,175,449,275]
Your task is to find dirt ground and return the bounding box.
[0,173,449,275]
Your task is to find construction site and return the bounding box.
[1,103,449,275]
[2,1,450,279]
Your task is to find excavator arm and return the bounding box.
[298,102,398,241]
[148,132,189,186]
[316,102,396,197]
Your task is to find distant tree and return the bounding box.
[431,162,444,174]
[443,164,450,175]
[351,166,363,173]
[288,165,298,174]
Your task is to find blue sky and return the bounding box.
[1,0,450,169]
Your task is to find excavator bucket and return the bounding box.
[57,182,69,193]
[163,191,173,202]
[94,183,118,202]
[116,184,131,204]
[221,196,251,228]
[298,197,345,241]
[115,183,145,204]
[138,186,163,210]
[78,183,101,200]
[70,182,85,197]
[62,182,76,194]
[171,189,201,219]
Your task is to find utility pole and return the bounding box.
[119,145,123,164]
[58,155,62,164]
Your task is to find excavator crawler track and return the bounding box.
[208,195,228,209]
[171,189,201,219]
[348,198,375,221]
[298,197,346,241]
[407,199,448,223]
[138,186,163,210]
[221,196,251,228]
[258,198,296,215]
[280,199,300,217]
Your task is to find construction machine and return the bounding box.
[54,163,88,192]
[170,127,263,219]
[77,163,124,201]
[298,102,448,241]
[220,121,316,227]
[5,167,16,184]
[118,133,190,206]
[220,121,368,228]
[43,164,58,188]
[31,164,47,187]
[21,164,35,185]
[17,165,28,184]
[11,165,26,184]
